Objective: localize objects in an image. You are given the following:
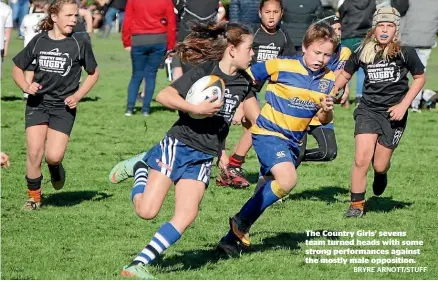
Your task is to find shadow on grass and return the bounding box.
[133,105,176,114]
[81,96,101,102]
[156,247,224,273]
[156,231,314,273]
[285,186,349,204]
[244,172,259,184]
[366,196,413,213]
[43,191,112,207]
[1,95,23,102]
[250,231,310,252]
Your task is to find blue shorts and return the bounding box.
[143,135,214,186]
[252,134,300,176]
[309,123,334,131]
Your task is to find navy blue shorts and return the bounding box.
[143,135,214,186]
[309,122,334,131]
[252,134,299,176]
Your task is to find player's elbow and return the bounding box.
[155,89,165,105]
[155,88,172,106]
[87,67,99,82]
[414,73,426,85]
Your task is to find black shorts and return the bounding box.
[354,105,407,150]
[25,103,77,136]
[1,49,4,61]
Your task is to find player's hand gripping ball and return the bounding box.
[185,75,225,119]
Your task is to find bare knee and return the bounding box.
[373,161,390,174]
[135,204,160,220]
[354,154,372,170]
[276,175,297,193]
[45,153,63,166]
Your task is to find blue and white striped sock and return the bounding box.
[130,161,148,203]
[133,222,182,265]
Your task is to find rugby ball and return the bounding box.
[185,75,225,119]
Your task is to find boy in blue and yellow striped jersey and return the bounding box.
[218,23,339,253]
[300,10,352,163]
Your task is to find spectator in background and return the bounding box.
[172,0,219,80]
[72,3,93,35]
[228,0,260,30]
[217,1,227,22]
[20,0,47,99]
[400,0,438,112]
[88,1,106,30]
[79,0,87,8]
[338,0,375,104]
[122,0,176,116]
[100,0,126,38]
[376,0,409,15]
[0,0,13,78]
[282,0,322,52]
[9,0,30,38]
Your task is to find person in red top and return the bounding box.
[122,0,176,116]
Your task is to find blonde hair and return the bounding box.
[358,27,401,64]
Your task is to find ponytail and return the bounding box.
[175,21,252,65]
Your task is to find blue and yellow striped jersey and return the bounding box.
[248,56,336,145]
[327,44,352,72]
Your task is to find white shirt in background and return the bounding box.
[0,2,13,50]
[20,12,47,47]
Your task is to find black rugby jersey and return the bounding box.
[252,26,296,64]
[13,32,97,106]
[344,46,424,111]
[168,61,255,156]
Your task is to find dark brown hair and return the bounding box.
[175,21,253,65]
[39,0,78,31]
[260,0,283,11]
[302,22,339,51]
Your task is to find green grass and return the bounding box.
[1,33,438,280]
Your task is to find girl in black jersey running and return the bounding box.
[335,8,426,218]
[118,22,258,279]
[12,0,99,210]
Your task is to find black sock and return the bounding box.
[133,161,148,174]
[48,164,59,172]
[129,260,145,267]
[351,192,365,202]
[48,164,62,180]
[26,175,43,191]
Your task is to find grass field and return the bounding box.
[1,33,438,280]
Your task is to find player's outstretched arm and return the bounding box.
[334,70,351,104]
